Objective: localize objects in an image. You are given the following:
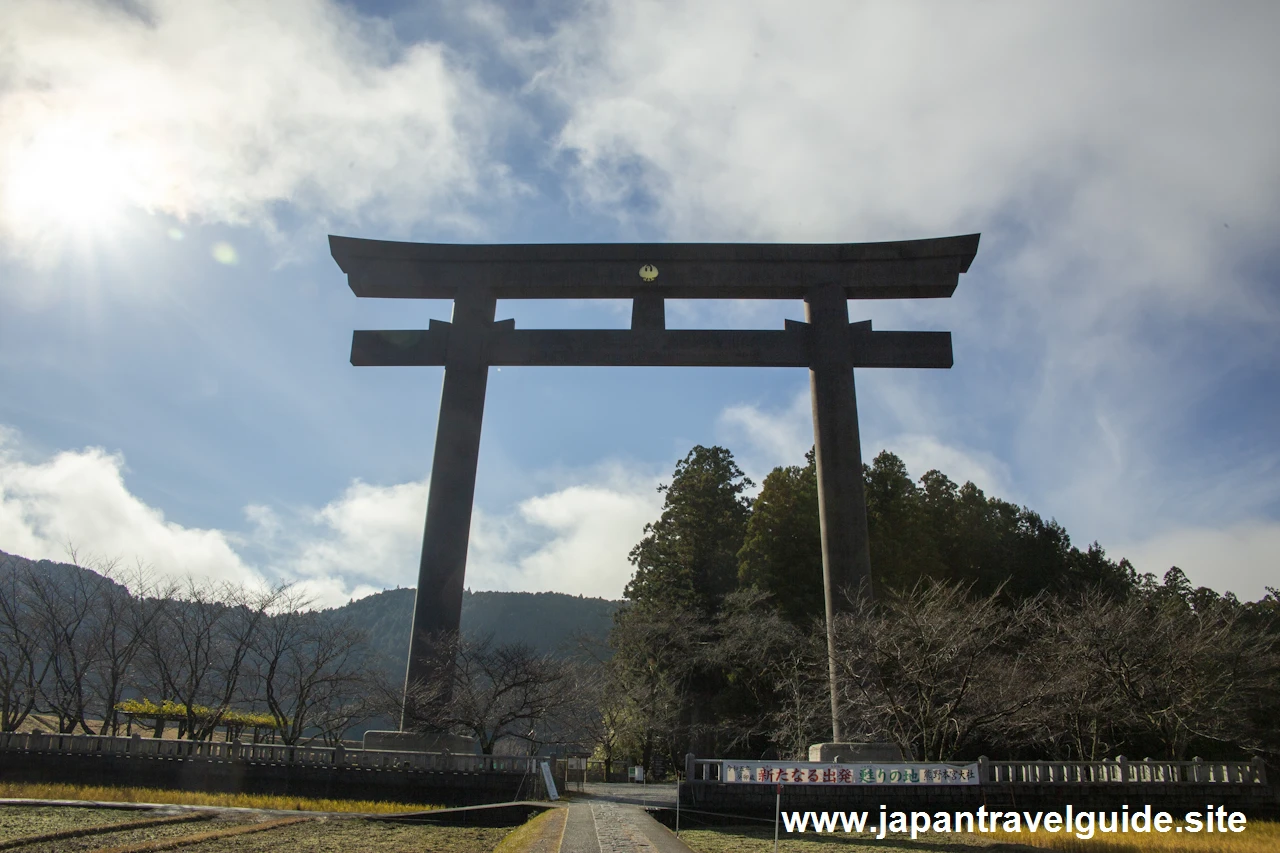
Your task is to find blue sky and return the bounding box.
[1,0,1277,605]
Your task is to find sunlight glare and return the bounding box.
[4,122,138,235]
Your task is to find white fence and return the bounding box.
[689,755,1268,786]
[986,757,1266,785]
[0,731,540,775]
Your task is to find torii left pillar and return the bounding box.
[400,288,495,727]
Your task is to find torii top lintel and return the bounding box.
[328,233,980,301]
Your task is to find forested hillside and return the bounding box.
[0,550,618,743]
[333,586,618,676]
[0,552,618,679]
[605,445,1279,774]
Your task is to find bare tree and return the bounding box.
[0,554,49,732]
[137,579,279,740]
[403,633,570,755]
[251,589,369,745]
[572,664,628,776]
[24,558,101,733]
[534,650,627,772]
[76,557,177,735]
[309,690,375,747]
[1005,594,1133,760]
[606,602,707,773]
[710,588,826,758]
[832,581,1050,761]
[1065,591,1278,759]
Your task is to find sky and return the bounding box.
[1,0,1277,607]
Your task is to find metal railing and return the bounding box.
[688,755,1268,786]
[0,731,541,774]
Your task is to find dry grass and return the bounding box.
[0,805,145,841]
[677,824,999,851]
[490,807,566,853]
[0,781,434,814]
[0,812,212,849]
[980,820,1280,853]
[0,806,520,853]
[677,820,1280,853]
[89,816,311,853]
[0,812,247,852]
[165,817,512,853]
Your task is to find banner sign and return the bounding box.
[723,762,979,785]
[540,760,559,800]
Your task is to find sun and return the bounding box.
[3,121,140,236]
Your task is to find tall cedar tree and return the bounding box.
[737,449,823,625]
[620,446,753,762]
[625,445,754,615]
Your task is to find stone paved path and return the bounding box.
[558,784,692,853]
[590,802,658,852]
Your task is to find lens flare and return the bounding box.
[211,242,238,265]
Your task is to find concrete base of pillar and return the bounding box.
[808,742,905,763]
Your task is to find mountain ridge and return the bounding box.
[0,550,622,676]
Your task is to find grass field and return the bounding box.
[137,818,511,853]
[0,780,435,814]
[491,807,567,853]
[0,807,250,851]
[678,825,999,852]
[676,820,1280,853]
[980,820,1280,853]
[0,806,518,852]
[0,805,150,839]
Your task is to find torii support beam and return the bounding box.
[330,233,980,740]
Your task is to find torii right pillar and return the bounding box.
[807,283,872,744]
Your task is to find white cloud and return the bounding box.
[0,427,263,588]
[538,1,1280,409]
[718,393,812,479]
[273,462,660,602]
[0,427,657,606]
[5,2,1278,607]
[532,0,1280,588]
[879,434,1012,501]
[1116,522,1280,603]
[280,478,430,596]
[719,394,1011,498]
[544,3,1279,288]
[0,0,518,263]
[4,419,1275,606]
[471,466,662,599]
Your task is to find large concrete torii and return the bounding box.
[330,233,980,740]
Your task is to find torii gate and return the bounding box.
[330,233,980,741]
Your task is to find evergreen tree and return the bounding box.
[625,445,754,615]
[737,449,823,625]
[864,450,940,592]
[616,445,753,767]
